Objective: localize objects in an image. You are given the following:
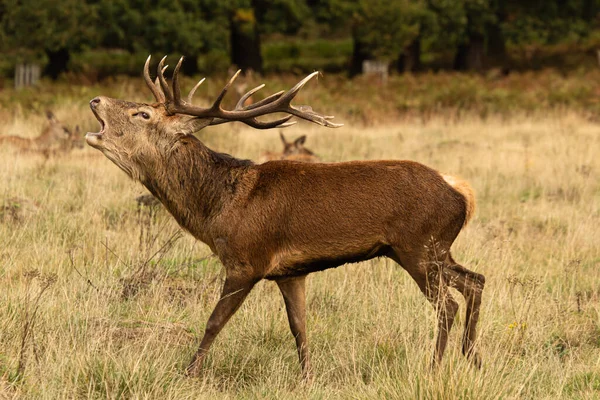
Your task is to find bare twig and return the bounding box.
[67,248,98,291]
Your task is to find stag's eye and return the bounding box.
[134,112,150,120]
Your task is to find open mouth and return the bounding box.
[86,107,106,147]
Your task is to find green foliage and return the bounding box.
[0,0,96,62]
[505,0,600,44]
[263,38,352,73]
[253,0,312,35]
[67,51,150,80]
[421,0,494,52]
[310,0,358,28]
[196,50,231,75]
[95,0,229,56]
[1,0,600,76]
[353,0,428,61]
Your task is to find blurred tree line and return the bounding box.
[0,0,599,79]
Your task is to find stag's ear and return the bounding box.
[46,111,58,123]
[181,117,213,135]
[294,135,307,147]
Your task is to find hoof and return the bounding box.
[464,347,482,369]
[302,369,314,383]
[185,361,203,378]
[470,352,482,369]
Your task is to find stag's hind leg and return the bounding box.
[442,256,485,368]
[389,249,459,367]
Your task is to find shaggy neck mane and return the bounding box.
[140,134,252,240]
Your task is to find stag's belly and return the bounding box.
[264,241,390,279]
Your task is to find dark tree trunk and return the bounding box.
[350,27,372,77]
[453,41,469,71]
[44,48,70,80]
[453,33,484,71]
[486,22,505,65]
[486,4,508,70]
[397,38,421,73]
[182,56,199,75]
[582,0,598,21]
[230,9,263,74]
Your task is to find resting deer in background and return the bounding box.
[0,111,76,153]
[62,125,85,152]
[259,131,320,163]
[86,55,485,378]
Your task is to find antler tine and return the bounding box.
[187,78,206,104]
[252,71,343,127]
[289,105,344,128]
[210,83,292,129]
[215,84,290,128]
[279,71,319,104]
[294,105,337,120]
[210,115,295,129]
[210,69,242,111]
[244,90,285,111]
[153,78,165,102]
[235,84,265,109]
[157,56,173,102]
[279,72,344,127]
[152,65,169,102]
[172,56,184,104]
[151,57,341,127]
[247,117,296,129]
[143,55,164,103]
[229,71,341,127]
[277,120,297,128]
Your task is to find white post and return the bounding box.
[362,60,389,85]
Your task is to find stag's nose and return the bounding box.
[90,97,101,109]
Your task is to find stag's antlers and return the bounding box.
[143,55,342,129]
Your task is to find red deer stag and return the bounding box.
[0,111,75,153]
[86,55,484,378]
[259,131,320,163]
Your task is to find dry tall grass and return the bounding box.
[0,103,599,398]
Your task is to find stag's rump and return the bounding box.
[220,159,473,278]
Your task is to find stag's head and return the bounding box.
[86,94,208,179]
[87,55,341,180]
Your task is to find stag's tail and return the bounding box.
[442,174,476,227]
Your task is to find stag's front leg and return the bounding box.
[186,275,256,377]
[276,275,311,379]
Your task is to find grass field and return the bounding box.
[0,81,599,399]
